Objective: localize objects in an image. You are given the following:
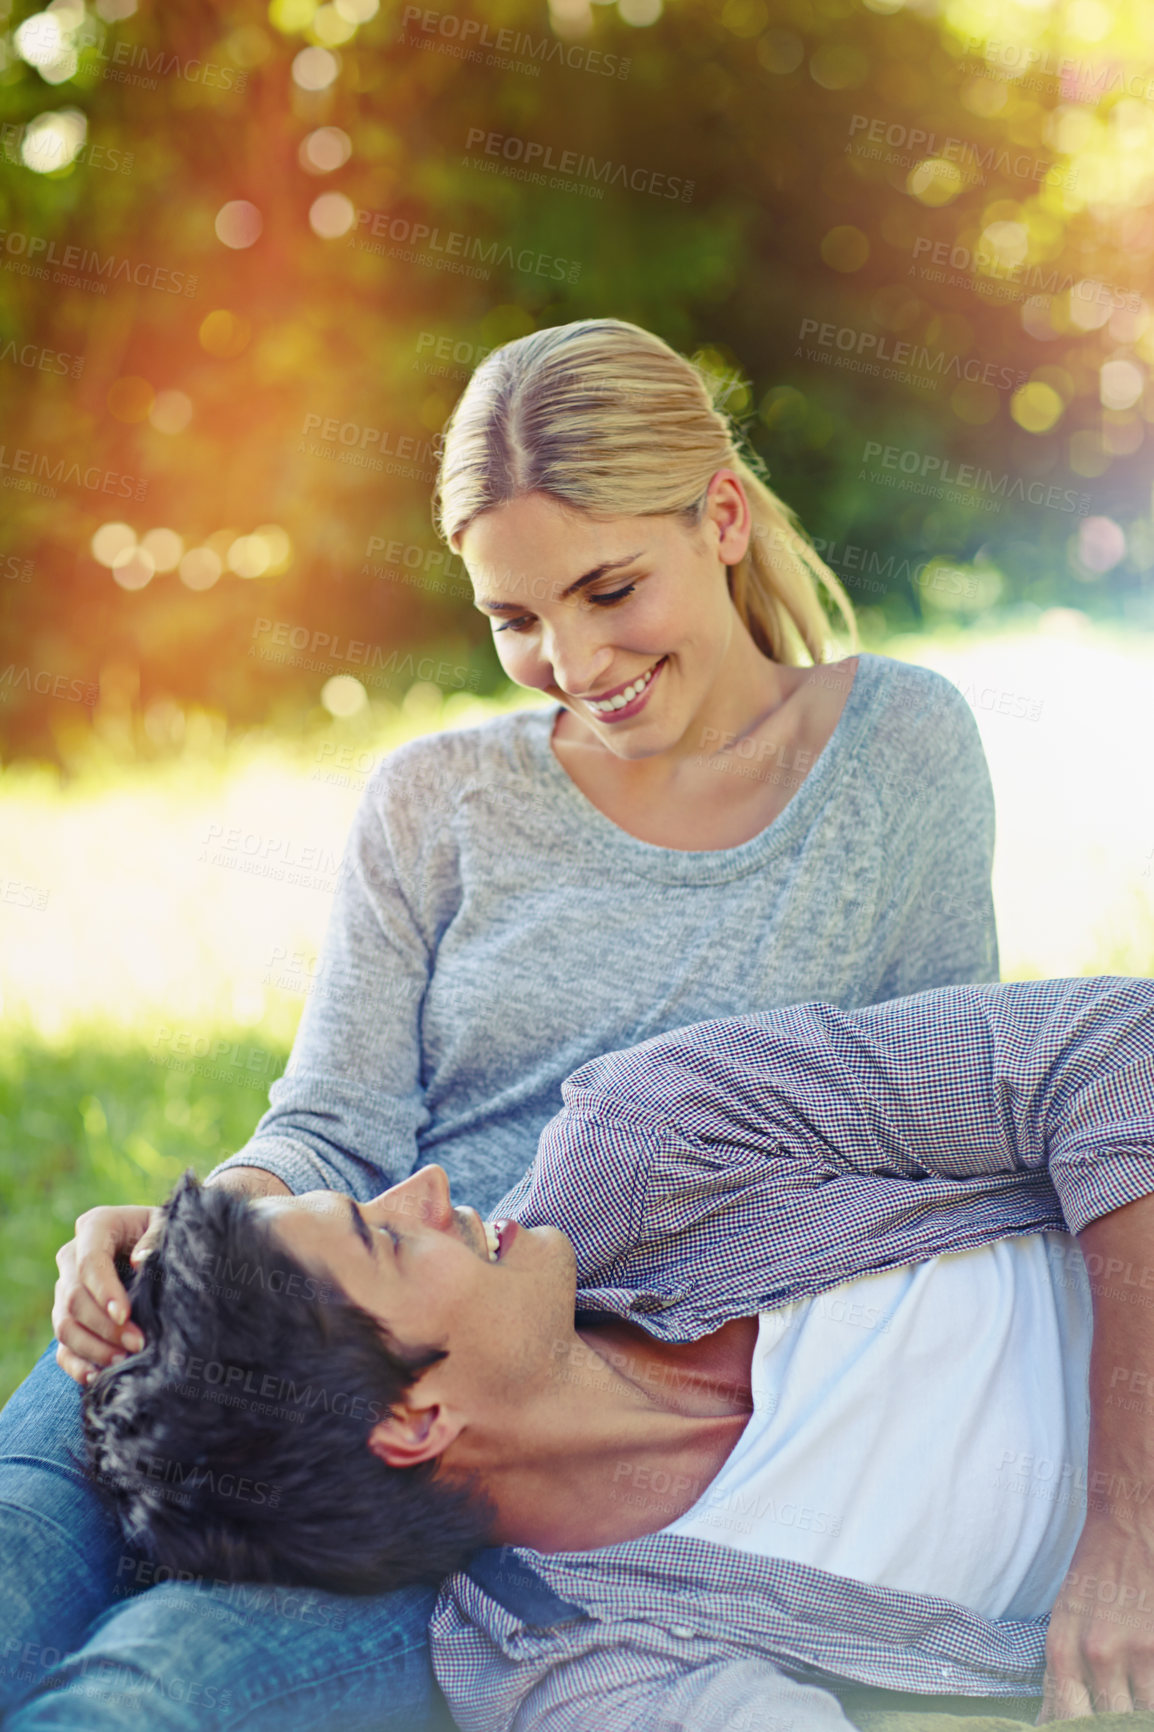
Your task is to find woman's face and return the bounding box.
[459,470,754,760]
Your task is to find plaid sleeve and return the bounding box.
[506,1655,854,1732]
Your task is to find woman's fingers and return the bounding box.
[52,1204,155,1382]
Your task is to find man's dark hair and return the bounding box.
[81,1170,494,1593]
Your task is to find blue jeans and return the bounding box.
[0,1344,456,1730]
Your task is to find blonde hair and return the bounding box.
[431,317,858,665]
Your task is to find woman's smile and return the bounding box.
[577,655,667,722]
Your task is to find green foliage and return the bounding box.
[0,0,1150,763]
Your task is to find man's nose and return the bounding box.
[372,1165,456,1232]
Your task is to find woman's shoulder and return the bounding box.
[361,702,555,813]
[850,651,990,786]
[856,648,968,708]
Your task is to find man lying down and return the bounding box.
[83,975,1154,1731]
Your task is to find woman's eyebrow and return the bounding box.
[475,550,644,612]
[347,1197,377,1259]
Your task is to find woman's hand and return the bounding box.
[52,1203,160,1385]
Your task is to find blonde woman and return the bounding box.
[4,318,999,1730]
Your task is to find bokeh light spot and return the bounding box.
[820,225,869,272]
[140,528,184,572]
[756,28,803,72]
[309,191,356,237]
[199,310,252,358]
[312,3,357,45]
[1077,515,1126,573]
[320,674,368,717]
[178,547,223,591]
[809,45,868,89]
[90,522,136,567]
[334,0,378,19]
[107,376,155,422]
[1068,0,1112,39]
[1100,359,1144,411]
[20,108,86,173]
[300,125,352,173]
[1069,281,1113,331]
[907,158,964,205]
[149,390,193,435]
[292,45,339,88]
[252,524,293,574]
[13,10,78,78]
[215,200,263,250]
[720,0,767,38]
[617,0,661,24]
[270,0,317,29]
[1068,429,1111,477]
[227,534,271,577]
[1011,381,1064,433]
[111,546,155,590]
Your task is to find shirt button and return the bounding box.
[668,1624,696,1639]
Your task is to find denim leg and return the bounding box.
[0,1342,145,1713]
[0,1344,456,1731]
[6,1578,451,1732]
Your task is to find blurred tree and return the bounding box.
[0,0,1151,761]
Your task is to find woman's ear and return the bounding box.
[366,1399,463,1470]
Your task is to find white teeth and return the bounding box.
[483,1221,499,1263]
[588,663,657,715]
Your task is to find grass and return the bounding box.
[2,617,1153,1404]
[0,1034,289,1401]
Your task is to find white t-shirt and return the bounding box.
[664,1232,1093,1619]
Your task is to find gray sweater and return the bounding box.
[208,652,1000,1214]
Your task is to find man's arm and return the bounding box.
[1041,1192,1154,1722]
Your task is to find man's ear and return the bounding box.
[367,1398,464,1470]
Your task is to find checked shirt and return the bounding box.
[429,975,1154,1732]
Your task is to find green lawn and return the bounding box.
[0,1036,288,1402]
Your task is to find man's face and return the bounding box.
[252,1166,577,1427]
